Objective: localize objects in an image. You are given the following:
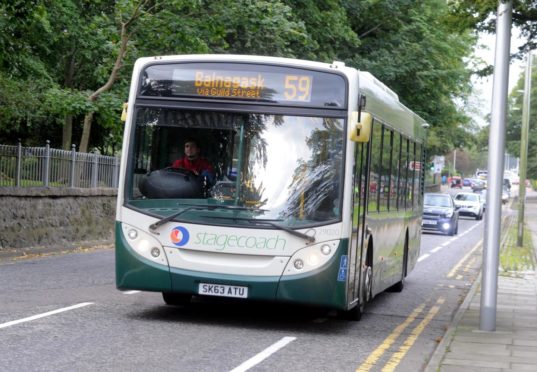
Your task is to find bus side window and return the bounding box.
[379,127,392,212]
[408,141,416,208]
[368,121,382,212]
[414,142,422,208]
[399,137,409,209]
[392,132,402,210]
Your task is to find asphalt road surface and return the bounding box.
[0,215,485,371]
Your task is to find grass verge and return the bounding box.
[499,218,536,275]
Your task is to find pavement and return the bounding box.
[425,186,537,372]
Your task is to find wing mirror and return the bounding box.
[349,111,372,143]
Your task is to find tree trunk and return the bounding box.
[62,115,73,150]
[79,112,94,153]
[77,2,145,153]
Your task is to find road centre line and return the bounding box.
[230,336,296,372]
[417,253,430,262]
[356,303,426,372]
[431,246,443,253]
[122,290,141,295]
[0,302,93,330]
[381,297,445,372]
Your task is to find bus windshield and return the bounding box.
[127,107,344,228]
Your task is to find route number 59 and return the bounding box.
[284,75,312,101]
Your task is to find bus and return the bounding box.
[116,54,428,320]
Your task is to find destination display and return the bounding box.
[139,62,347,108]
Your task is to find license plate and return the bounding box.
[198,283,248,298]
[423,219,437,225]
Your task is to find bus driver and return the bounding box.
[172,138,215,184]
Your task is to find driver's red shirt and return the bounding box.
[172,157,214,174]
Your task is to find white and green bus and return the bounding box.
[116,55,428,320]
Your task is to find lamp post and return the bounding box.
[517,53,532,247]
[480,0,512,332]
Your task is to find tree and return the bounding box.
[447,0,537,73]
[343,0,477,156]
[506,58,537,179]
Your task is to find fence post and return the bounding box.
[16,139,22,187]
[91,151,99,188]
[112,156,119,188]
[44,140,50,187]
[70,144,76,187]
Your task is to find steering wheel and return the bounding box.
[163,166,198,177]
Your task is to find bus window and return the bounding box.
[129,108,344,225]
[398,137,409,209]
[368,122,382,212]
[392,132,401,210]
[379,128,392,211]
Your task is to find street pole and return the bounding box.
[517,53,532,247]
[480,0,512,332]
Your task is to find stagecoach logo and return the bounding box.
[170,226,190,247]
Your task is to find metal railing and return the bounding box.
[0,141,120,188]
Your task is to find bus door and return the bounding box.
[347,141,369,305]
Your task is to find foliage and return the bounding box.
[344,0,476,156]
[447,0,537,63]
[0,0,484,157]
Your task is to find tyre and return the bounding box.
[162,292,191,306]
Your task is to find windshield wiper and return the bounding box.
[203,216,315,244]
[149,205,266,232]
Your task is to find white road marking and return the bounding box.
[417,253,430,262]
[0,302,93,329]
[122,290,141,295]
[420,220,483,262]
[230,336,296,372]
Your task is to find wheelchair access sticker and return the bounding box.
[337,255,348,282]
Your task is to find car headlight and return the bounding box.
[445,210,454,218]
[121,223,169,266]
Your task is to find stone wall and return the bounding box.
[0,188,117,251]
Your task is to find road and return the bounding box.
[0,214,486,371]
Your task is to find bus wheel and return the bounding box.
[162,292,191,306]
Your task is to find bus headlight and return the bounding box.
[283,240,339,276]
[121,223,168,266]
[127,228,138,240]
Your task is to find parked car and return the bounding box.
[454,192,484,220]
[422,193,459,236]
[462,178,471,187]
